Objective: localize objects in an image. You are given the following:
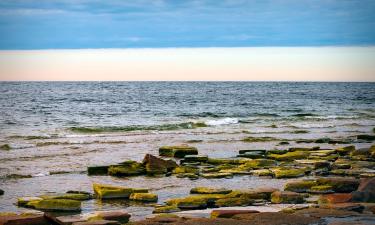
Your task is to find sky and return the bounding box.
[0,0,374,81]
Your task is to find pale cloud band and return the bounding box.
[0,47,374,81]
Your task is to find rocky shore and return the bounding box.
[1,143,375,225]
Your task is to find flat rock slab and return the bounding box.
[0,213,49,225]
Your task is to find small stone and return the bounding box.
[17,197,43,207]
[182,155,208,163]
[272,168,306,178]
[152,205,181,214]
[159,145,198,158]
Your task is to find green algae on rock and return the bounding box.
[284,180,317,193]
[153,205,181,214]
[159,145,198,158]
[317,177,360,193]
[271,191,305,204]
[39,193,91,201]
[130,193,158,202]
[93,183,148,199]
[309,185,334,194]
[190,187,232,194]
[268,151,309,161]
[107,161,145,177]
[27,199,81,211]
[272,168,306,178]
[17,197,43,207]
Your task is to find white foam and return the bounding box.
[205,118,239,126]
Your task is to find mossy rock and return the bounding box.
[159,146,198,158]
[317,177,360,193]
[152,205,181,214]
[172,166,198,174]
[295,159,330,169]
[17,197,43,207]
[309,149,337,157]
[271,191,304,204]
[26,199,81,211]
[87,165,109,176]
[219,168,252,175]
[251,169,273,176]
[190,187,232,194]
[108,161,145,177]
[336,146,355,155]
[166,194,227,209]
[309,185,334,194]
[240,159,277,169]
[93,183,148,199]
[284,180,317,193]
[214,197,253,207]
[39,193,91,201]
[272,168,306,178]
[206,158,244,165]
[182,155,208,163]
[130,193,158,202]
[268,151,309,161]
[201,172,233,179]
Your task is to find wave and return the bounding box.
[69,122,208,133]
[205,118,239,126]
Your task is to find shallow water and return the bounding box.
[0,82,374,220]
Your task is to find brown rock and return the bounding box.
[320,203,365,213]
[232,212,322,225]
[319,193,352,204]
[352,178,375,202]
[211,209,259,218]
[0,213,49,225]
[91,210,131,223]
[142,154,178,175]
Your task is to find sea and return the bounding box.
[0,82,374,218]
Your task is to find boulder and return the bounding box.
[159,146,198,158]
[87,165,109,176]
[93,183,148,199]
[142,154,177,175]
[317,177,360,193]
[27,199,81,211]
[352,178,375,202]
[129,193,158,202]
[107,161,145,177]
[211,209,259,218]
[271,191,305,204]
[284,180,317,193]
[272,168,306,178]
[0,213,49,225]
[190,187,232,194]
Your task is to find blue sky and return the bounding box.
[0,0,375,49]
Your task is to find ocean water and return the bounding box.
[0,82,374,218]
